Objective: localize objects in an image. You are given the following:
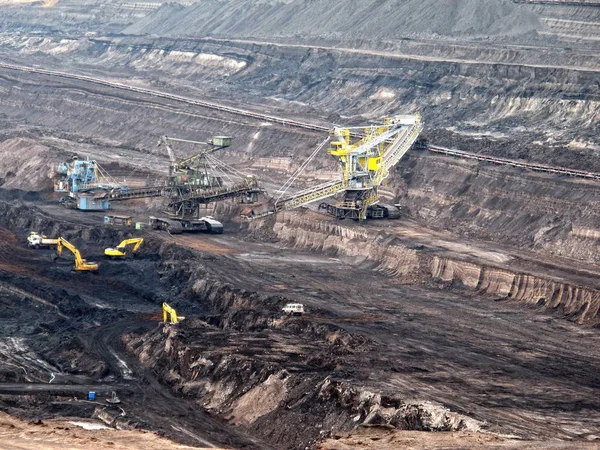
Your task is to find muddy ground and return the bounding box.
[0,1,599,448]
[0,178,600,448]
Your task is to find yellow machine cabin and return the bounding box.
[53,237,98,272]
[104,238,144,258]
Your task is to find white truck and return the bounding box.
[27,232,59,249]
[282,303,305,316]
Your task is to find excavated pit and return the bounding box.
[1,123,600,447]
[0,1,599,448]
[0,179,600,447]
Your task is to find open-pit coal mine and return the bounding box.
[0,0,599,449]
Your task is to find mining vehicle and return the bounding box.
[318,201,402,219]
[52,237,98,272]
[54,135,259,234]
[162,302,179,324]
[104,238,144,258]
[149,216,224,234]
[254,114,422,221]
[104,215,133,227]
[27,232,58,249]
[159,135,232,189]
[54,155,122,211]
[282,303,305,316]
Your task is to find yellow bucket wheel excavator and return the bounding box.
[53,237,99,272]
[104,238,144,258]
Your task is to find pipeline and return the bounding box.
[427,145,600,180]
[0,62,328,133]
[1,63,599,182]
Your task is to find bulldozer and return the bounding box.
[104,238,144,258]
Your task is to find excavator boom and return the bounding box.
[55,237,98,271]
[162,302,179,324]
[104,237,144,257]
[158,135,232,172]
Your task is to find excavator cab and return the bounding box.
[54,237,98,272]
[104,237,144,258]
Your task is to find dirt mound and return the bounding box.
[317,428,599,450]
[0,138,58,192]
[0,410,221,450]
[123,0,543,40]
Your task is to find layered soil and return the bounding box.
[0,1,598,448]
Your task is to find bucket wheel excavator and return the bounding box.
[258,113,422,221]
[69,135,260,234]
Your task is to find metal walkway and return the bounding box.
[253,179,346,218]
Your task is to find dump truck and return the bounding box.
[27,232,59,249]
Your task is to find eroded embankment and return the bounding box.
[255,210,600,325]
[0,198,483,448]
[123,245,480,449]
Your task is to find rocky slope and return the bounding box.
[254,208,600,325]
[0,0,597,152]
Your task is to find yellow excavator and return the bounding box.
[53,237,98,272]
[162,302,179,324]
[104,237,144,258]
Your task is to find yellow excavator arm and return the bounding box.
[55,237,98,271]
[104,237,144,258]
[162,302,179,324]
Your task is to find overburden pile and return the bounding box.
[123,0,543,40]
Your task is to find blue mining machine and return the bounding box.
[52,136,260,235]
[54,155,124,211]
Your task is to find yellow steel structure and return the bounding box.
[54,237,98,272]
[259,114,422,221]
[327,113,422,220]
[162,302,179,324]
[104,238,144,258]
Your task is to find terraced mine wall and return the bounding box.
[122,249,480,449]
[0,35,598,150]
[0,0,598,157]
[255,209,600,325]
[396,153,600,255]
